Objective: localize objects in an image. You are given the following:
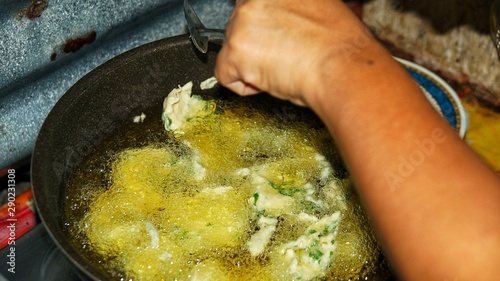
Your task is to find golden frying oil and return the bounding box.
[64,92,392,280]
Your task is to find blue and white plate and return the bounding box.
[396,58,468,138]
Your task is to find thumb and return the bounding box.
[225,81,261,96]
[214,45,261,96]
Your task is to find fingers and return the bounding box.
[215,0,349,107]
[226,81,261,96]
[214,5,263,97]
[214,41,257,96]
[214,47,261,96]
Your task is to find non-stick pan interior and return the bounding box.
[31,34,222,280]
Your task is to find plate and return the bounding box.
[397,58,468,138]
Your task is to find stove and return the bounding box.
[0,224,82,281]
[0,159,83,281]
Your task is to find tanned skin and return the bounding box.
[215,1,500,280]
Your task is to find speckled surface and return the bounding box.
[0,0,233,169]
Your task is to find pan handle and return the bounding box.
[184,0,226,53]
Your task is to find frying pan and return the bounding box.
[31,34,341,280]
[29,30,464,280]
[31,35,231,280]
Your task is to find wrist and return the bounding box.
[302,40,432,142]
[302,36,392,118]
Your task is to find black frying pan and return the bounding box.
[31,35,228,280]
[31,34,351,280]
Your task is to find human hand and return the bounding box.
[215,2,500,281]
[214,0,374,107]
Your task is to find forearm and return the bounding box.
[214,0,500,277]
[308,43,500,280]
